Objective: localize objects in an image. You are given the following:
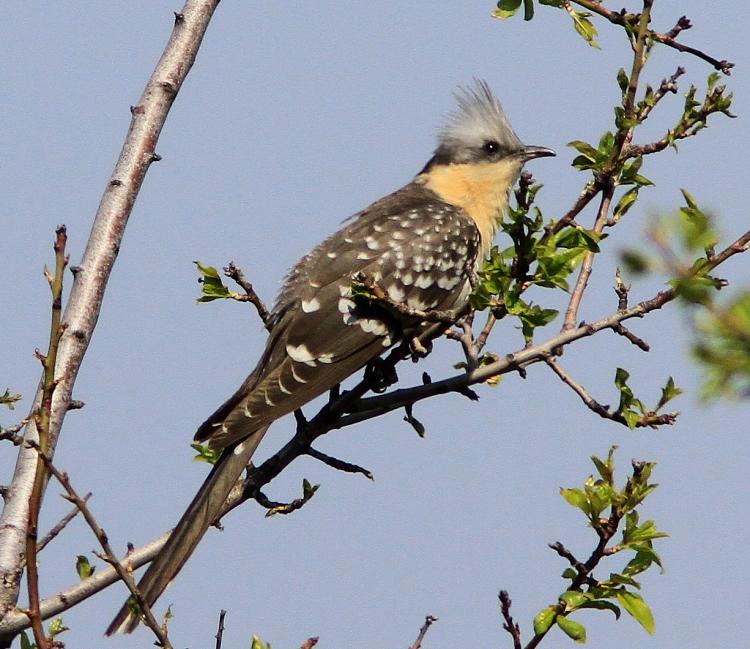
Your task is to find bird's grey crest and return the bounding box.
[435,79,523,162]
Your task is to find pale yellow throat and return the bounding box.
[419,159,521,259]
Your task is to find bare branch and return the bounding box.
[498,591,522,649]
[0,0,221,617]
[545,359,674,428]
[27,442,172,648]
[224,262,272,330]
[563,188,614,330]
[569,1,733,73]
[408,615,438,649]
[36,494,90,553]
[306,447,373,480]
[214,609,227,649]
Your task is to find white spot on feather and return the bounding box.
[415,274,434,289]
[278,377,292,394]
[286,344,315,363]
[387,285,405,302]
[301,297,320,312]
[290,363,308,383]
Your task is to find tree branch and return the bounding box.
[27,443,172,648]
[224,262,272,330]
[0,0,221,620]
[408,615,438,649]
[569,1,733,73]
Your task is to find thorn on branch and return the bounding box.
[67,399,85,411]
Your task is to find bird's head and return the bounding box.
[420,79,555,175]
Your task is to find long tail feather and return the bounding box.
[105,428,267,635]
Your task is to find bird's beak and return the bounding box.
[519,145,556,160]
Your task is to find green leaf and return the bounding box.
[620,250,650,275]
[191,442,221,465]
[613,187,639,221]
[570,10,600,48]
[559,591,591,610]
[556,615,587,643]
[656,376,683,411]
[194,260,231,302]
[579,599,621,618]
[567,140,597,159]
[616,68,629,94]
[20,631,34,649]
[616,591,655,634]
[597,131,615,158]
[76,555,95,580]
[560,487,590,515]
[302,478,317,499]
[493,0,522,19]
[623,519,668,544]
[0,388,22,410]
[533,606,558,635]
[47,617,69,638]
[561,567,577,580]
[250,634,272,649]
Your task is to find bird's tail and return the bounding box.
[104,428,267,635]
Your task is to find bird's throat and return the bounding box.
[418,159,520,259]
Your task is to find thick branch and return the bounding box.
[0,0,221,620]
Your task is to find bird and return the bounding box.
[106,80,554,635]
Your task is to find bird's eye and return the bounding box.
[482,140,500,155]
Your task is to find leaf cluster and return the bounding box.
[536,449,666,643]
[493,1,600,48]
[470,179,601,341]
[613,369,681,428]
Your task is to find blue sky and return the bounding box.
[2,2,748,648]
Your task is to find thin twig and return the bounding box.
[214,609,226,649]
[27,442,173,649]
[299,638,319,649]
[306,447,373,480]
[25,226,68,649]
[37,494,90,553]
[563,187,614,330]
[408,615,438,649]
[611,323,650,351]
[636,66,685,122]
[224,262,272,330]
[569,0,733,73]
[498,591,522,649]
[545,358,674,427]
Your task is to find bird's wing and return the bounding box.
[198,183,481,449]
